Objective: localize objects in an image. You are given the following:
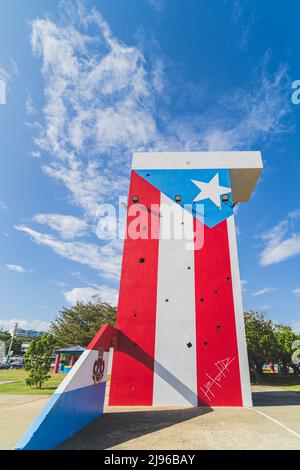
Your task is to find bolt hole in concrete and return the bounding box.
[187,342,192,348]
[165,299,169,302]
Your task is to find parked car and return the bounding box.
[9,361,23,369]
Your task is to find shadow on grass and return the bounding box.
[57,407,213,450]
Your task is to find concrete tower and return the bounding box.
[109,151,262,407]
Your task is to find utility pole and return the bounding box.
[6,322,18,367]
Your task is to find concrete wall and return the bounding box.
[109,156,256,407]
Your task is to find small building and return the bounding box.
[53,345,85,374]
[15,328,45,339]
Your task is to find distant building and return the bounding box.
[15,328,45,339]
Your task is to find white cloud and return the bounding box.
[0,318,49,332]
[228,0,256,50]
[30,7,159,217]
[43,161,128,218]
[29,4,291,220]
[259,210,300,266]
[34,213,88,239]
[261,235,300,266]
[15,225,122,279]
[5,264,27,273]
[259,305,270,311]
[0,200,8,209]
[0,62,18,104]
[241,279,247,292]
[293,288,300,297]
[9,58,18,76]
[64,285,118,306]
[252,287,276,296]
[26,92,37,116]
[71,270,83,279]
[146,0,164,12]
[51,280,67,288]
[31,150,41,158]
[0,66,11,83]
[20,2,293,284]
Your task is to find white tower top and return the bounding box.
[132,151,263,202]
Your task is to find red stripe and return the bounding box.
[87,324,119,352]
[194,219,243,406]
[109,171,160,405]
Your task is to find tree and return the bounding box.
[50,298,117,347]
[244,310,277,382]
[274,324,300,375]
[24,334,55,389]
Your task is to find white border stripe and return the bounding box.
[227,215,252,407]
[153,194,198,406]
[253,409,300,440]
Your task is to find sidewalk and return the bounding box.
[1,386,300,450]
[0,394,49,450]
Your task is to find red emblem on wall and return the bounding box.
[92,347,105,384]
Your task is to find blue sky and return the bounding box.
[0,0,299,333]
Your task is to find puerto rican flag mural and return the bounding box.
[109,152,262,408]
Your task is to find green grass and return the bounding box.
[0,369,111,395]
[259,373,300,392]
[0,369,64,395]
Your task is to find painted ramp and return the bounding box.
[15,325,118,450]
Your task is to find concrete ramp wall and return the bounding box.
[16,325,118,450]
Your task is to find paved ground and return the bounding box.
[1,385,300,450]
[0,394,49,450]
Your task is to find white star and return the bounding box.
[191,173,231,209]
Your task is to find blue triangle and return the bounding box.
[134,169,233,228]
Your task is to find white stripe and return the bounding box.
[227,215,252,407]
[56,350,109,394]
[153,194,197,406]
[253,409,300,440]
